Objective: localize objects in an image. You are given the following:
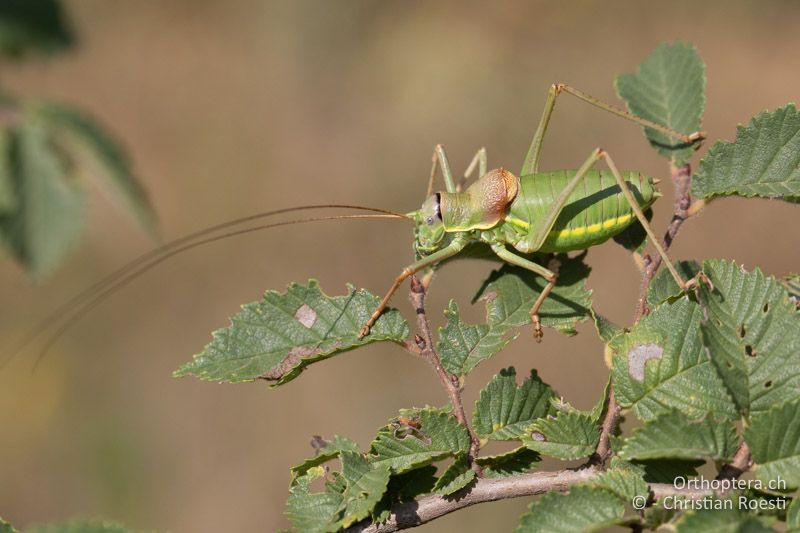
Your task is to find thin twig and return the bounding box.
[408,276,482,473]
[716,442,753,482]
[634,163,694,321]
[590,390,620,466]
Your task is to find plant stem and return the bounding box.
[408,276,482,473]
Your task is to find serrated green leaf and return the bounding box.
[286,466,344,533]
[437,300,516,376]
[647,260,701,307]
[0,0,73,58]
[693,104,800,202]
[0,128,16,212]
[290,435,360,481]
[584,468,649,501]
[26,520,134,533]
[369,409,470,473]
[611,456,703,484]
[788,497,800,530]
[473,253,593,336]
[611,297,738,421]
[432,454,476,496]
[641,502,678,531]
[331,451,391,529]
[174,280,409,384]
[523,410,599,460]
[675,503,773,532]
[0,117,86,278]
[476,447,541,478]
[698,260,800,415]
[516,486,625,533]
[473,367,557,441]
[616,41,705,166]
[745,400,800,490]
[34,103,156,233]
[388,465,438,501]
[619,410,738,462]
[590,309,622,344]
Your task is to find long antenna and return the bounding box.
[4,206,410,366]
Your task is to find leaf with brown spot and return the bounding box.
[174,280,409,385]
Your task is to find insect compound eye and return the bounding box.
[426,216,434,225]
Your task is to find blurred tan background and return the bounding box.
[1,1,798,531]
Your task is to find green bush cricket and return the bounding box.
[359,84,705,340]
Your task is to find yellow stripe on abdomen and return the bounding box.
[553,213,633,240]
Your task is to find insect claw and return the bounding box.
[532,316,544,343]
[358,324,371,339]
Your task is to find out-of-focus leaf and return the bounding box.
[782,274,800,303]
[26,520,133,533]
[675,503,774,532]
[473,252,593,336]
[369,408,470,473]
[35,104,156,233]
[618,410,738,462]
[0,128,16,212]
[0,118,86,278]
[0,518,18,533]
[0,0,73,58]
[616,41,705,166]
[432,454,475,496]
[516,486,625,533]
[788,497,800,530]
[698,260,800,415]
[437,300,516,376]
[522,410,599,460]
[745,399,800,490]
[473,367,557,441]
[476,447,541,478]
[290,435,360,481]
[693,104,800,202]
[285,466,344,533]
[611,297,738,421]
[174,280,409,384]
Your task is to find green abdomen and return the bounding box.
[504,170,658,253]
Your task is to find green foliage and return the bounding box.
[473,252,593,336]
[0,518,18,533]
[584,468,649,501]
[290,435,360,481]
[438,300,516,376]
[0,117,86,278]
[611,297,738,421]
[174,280,409,384]
[472,367,557,441]
[26,520,135,533]
[431,454,475,495]
[369,408,470,473]
[332,452,391,529]
[616,41,705,166]
[523,410,600,460]
[0,1,152,276]
[693,104,800,202]
[0,0,73,58]
[475,447,541,478]
[745,400,800,489]
[618,410,738,462]
[646,260,701,307]
[674,505,774,532]
[698,260,800,416]
[286,467,345,533]
[516,486,626,533]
